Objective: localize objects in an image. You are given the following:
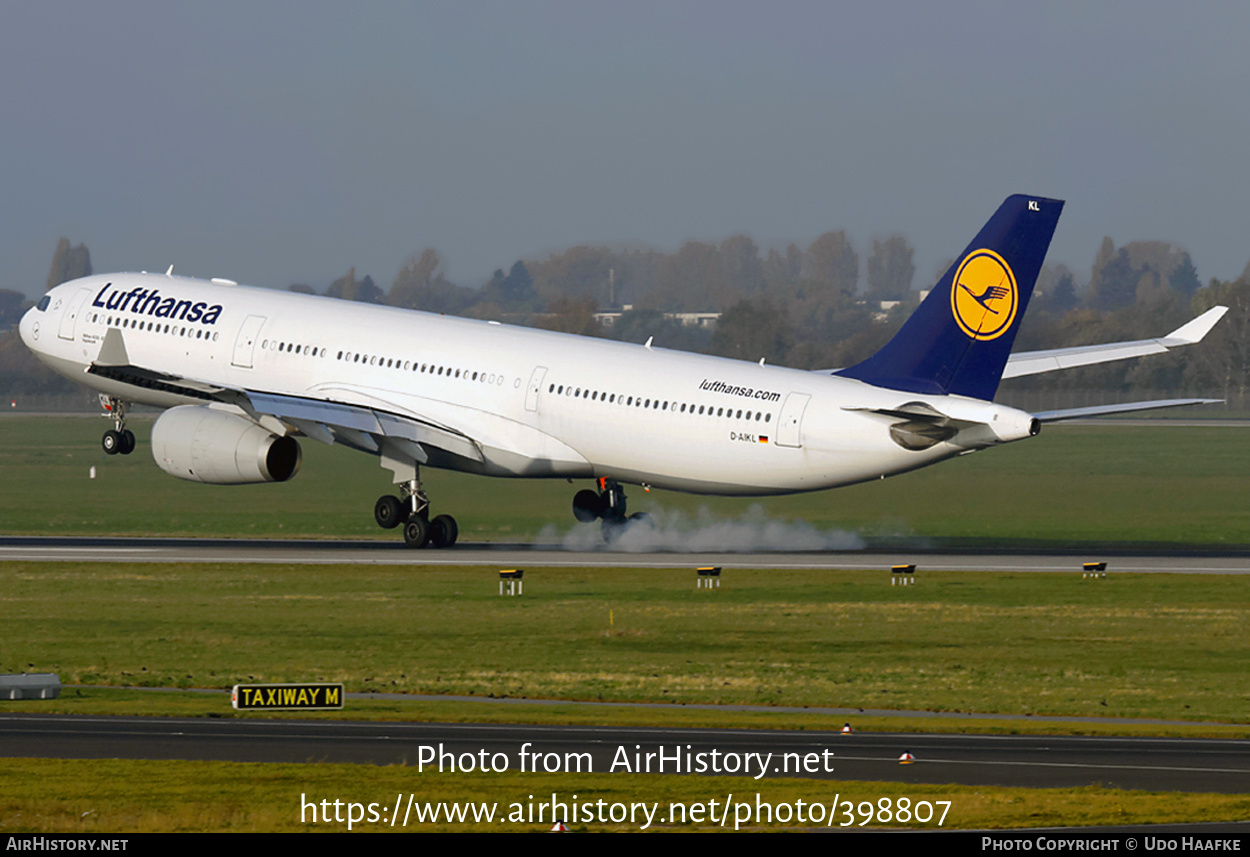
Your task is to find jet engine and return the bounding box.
[150,405,301,484]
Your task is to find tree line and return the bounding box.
[4,230,1250,408]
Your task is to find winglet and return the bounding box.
[1161,306,1227,345]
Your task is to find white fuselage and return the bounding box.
[21,273,1037,495]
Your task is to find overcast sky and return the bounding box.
[4,1,1248,299]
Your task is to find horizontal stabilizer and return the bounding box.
[1033,398,1223,423]
[1004,306,1227,379]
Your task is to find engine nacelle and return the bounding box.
[150,405,301,484]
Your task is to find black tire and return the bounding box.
[573,489,604,523]
[402,515,429,548]
[119,429,136,455]
[102,430,121,455]
[374,495,404,529]
[429,514,459,548]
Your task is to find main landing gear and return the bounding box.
[374,474,459,549]
[100,395,135,456]
[572,477,651,542]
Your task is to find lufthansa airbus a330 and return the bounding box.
[19,195,1226,547]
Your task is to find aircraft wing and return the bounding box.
[807,306,1228,378]
[85,367,485,465]
[1001,306,1227,379]
[85,328,578,471]
[241,389,485,464]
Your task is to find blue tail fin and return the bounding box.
[837,194,1063,401]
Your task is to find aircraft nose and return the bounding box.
[18,304,40,347]
[19,291,54,348]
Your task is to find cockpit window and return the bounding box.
[36,296,50,311]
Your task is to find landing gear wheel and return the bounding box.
[402,515,430,548]
[100,397,132,456]
[429,514,459,548]
[572,489,603,523]
[374,495,404,529]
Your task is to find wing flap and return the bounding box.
[245,391,382,434]
[376,412,483,463]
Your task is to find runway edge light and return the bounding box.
[696,566,722,589]
[499,569,524,596]
[1083,562,1107,579]
[891,564,916,586]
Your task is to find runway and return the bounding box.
[3,713,1248,793]
[3,535,1250,572]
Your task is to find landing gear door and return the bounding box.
[525,366,547,413]
[776,392,811,448]
[231,315,267,369]
[57,287,93,341]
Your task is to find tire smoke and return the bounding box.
[536,504,866,553]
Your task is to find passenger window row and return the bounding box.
[262,339,324,357]
[95,313,220,342]
[333,350,505,386]
[545,382,772,423]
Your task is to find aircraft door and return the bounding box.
[231,315,267,368]
[57,287,93,341]
[525,366,547,412]
[776,392,811,448]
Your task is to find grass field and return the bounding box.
[3,562,1247,724]
[3,417,1250,546]
[4,758,1248,832]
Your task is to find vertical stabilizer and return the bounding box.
[837,195,1063,401]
